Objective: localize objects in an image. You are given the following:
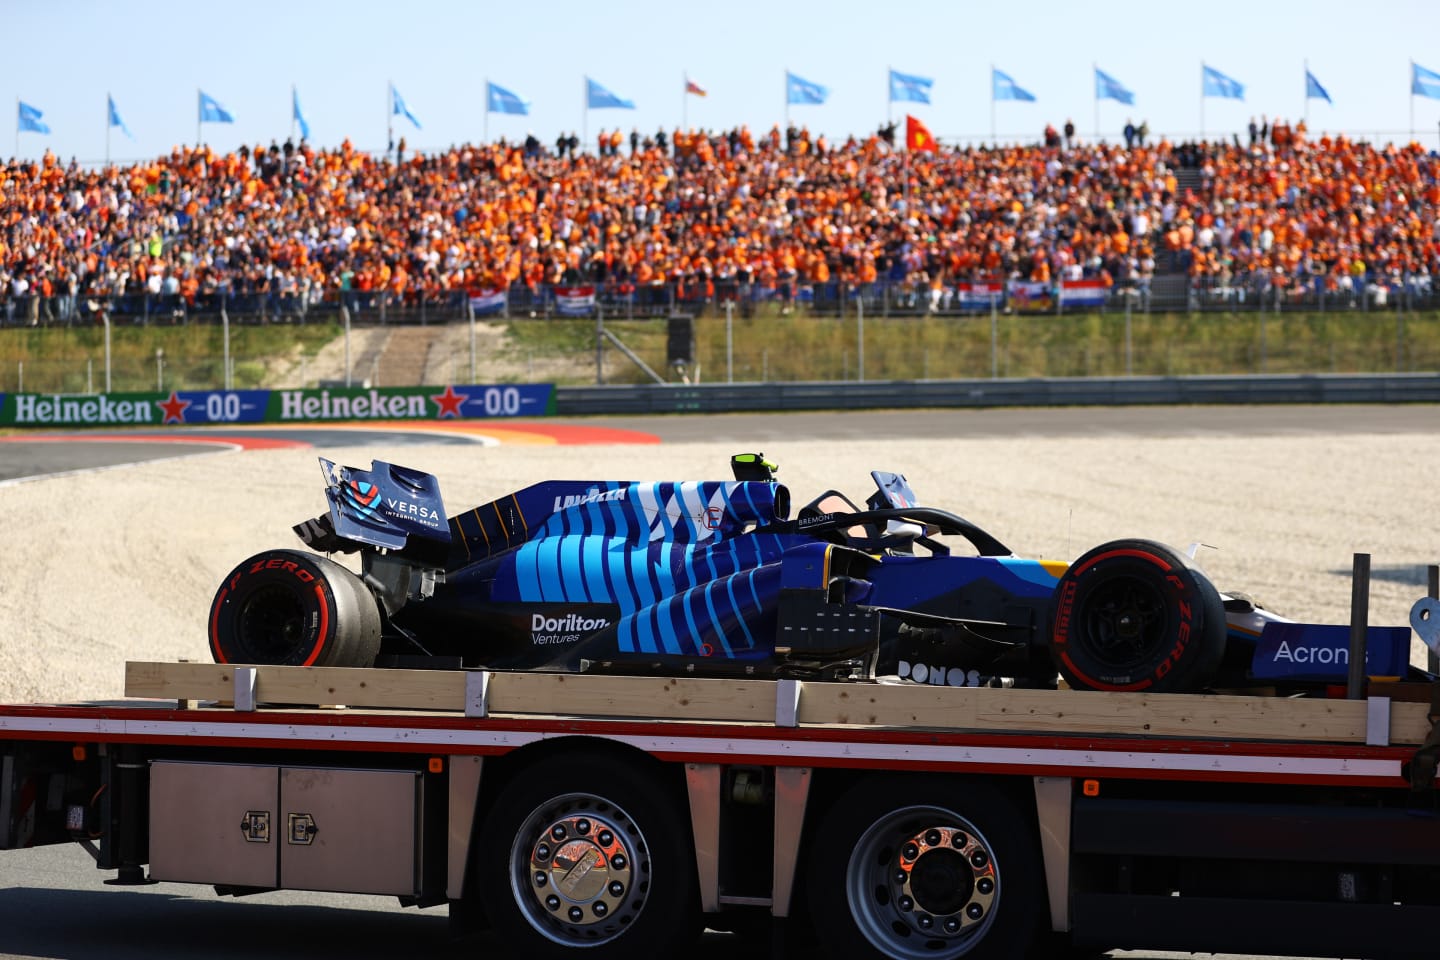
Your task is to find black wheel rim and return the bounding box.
[1076,573,1168,671]
[235,584,308,662]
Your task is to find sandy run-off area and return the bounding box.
[1,431,1436,705]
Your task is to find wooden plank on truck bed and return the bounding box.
[799,682,1432,744]
[126,661,468,711]
[123,662,1434,745]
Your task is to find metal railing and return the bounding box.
[4,274,1438,330]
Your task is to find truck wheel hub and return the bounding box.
[890,824,997,938]
[528,813,633,922]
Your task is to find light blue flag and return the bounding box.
[1095,68,1135,105]
[199,91,235,123]
[487,81,530,116]
[786,71,828,105]
[107,95,132,138]
[889,69,933,104]
[391,84,422,129]
[1304,70,1332,104]
[18,101,50,134]
[1414,62,1440,100]
[586,78,635,110]
[293,88,310,140]
[1202,65,1245,100]
[992,69,1036,102]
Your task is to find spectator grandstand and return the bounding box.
[0,125,1436,325]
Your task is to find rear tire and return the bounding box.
[208,549,380,667]
[807,776,1043,960]
[1050,539,1226,693]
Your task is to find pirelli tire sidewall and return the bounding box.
[208,549,381,668]
[1050,539,1226,694]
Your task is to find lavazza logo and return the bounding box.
[532,612,611,645]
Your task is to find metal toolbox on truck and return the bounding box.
[148,761,421,895]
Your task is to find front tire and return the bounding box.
[807,777,1043,960]
[475,754,699,959]
[1050,539,1226,693]
[208,549,381,667]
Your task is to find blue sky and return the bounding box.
[5,0,1440,164]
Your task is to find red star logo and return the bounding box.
[430,385,469,419]
[158,391,192,424]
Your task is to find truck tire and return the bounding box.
[807,776,1043,960]
[475,753,699,959]
[1049,539,1226,693]
[208,550,381,667]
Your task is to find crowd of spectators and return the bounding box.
[0,120,1436,323]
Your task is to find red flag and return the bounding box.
[686,79,707,97]
[906,114,937,153]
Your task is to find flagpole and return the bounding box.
[196,89,201,148]
[1093,62,1099,144]
[290,84,296,144]
[105,93,111,166]
[1303,60,1309,129]
[582,76,588,156]
[784,70,789,133]
[1411,61,1416,143]
[1199,63,1205,143]
[483,76,489,144]
[887,65,892,128]
[989,64,995,144]
[387,81,394,161]
[14,99,18,162]
[682,71,688,133]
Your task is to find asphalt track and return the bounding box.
[3,403,1438,484]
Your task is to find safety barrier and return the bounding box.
[555,373,1440,415]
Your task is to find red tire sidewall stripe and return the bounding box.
[1071,547,1172,578]
[300,582,330,667]
[209,587,229,664]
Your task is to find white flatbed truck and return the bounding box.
[2,660,1439,960]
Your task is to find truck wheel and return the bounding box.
[476,754,699,959]
[208,550,381,667]
[1050,539,1226,693]
[807,777,1042,960]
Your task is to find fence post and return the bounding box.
[990,295,999,379]
[1396,304,1405,373]
[16,361,20,393]
[1260,311,1267,373]
[857,297,865,383]
[468,300,477,385]
[1124,295,1133,375]
[725,300,733,384]
[222,301,231,391]
[595,302,605,386]
[103,309,112,393]
[87,358,93,394]
[342,305,352,388]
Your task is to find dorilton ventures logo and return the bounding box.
[11,393,156,425]
[276,389,429,421]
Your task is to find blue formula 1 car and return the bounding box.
[207,454,1418,695]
